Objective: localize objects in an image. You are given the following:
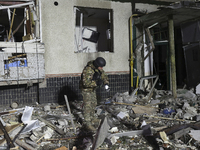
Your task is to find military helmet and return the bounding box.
[94,57,106,68]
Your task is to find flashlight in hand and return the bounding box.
[104,84,110,92]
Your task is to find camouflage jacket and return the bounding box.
[80,60,109,92]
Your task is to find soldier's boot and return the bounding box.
[91,118,101,125]
[85,123,96,131]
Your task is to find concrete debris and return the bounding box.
[172,127,192,139]
[189,130,200,141]
[117,111,129,119]
[196,84,200,94]
[177,89,197,101]
[108,127,118,133]
[44,105,51,112]
[110,136,119,145]
[43,127,54,139]
[0,88,200,149]
[92,117,110,150]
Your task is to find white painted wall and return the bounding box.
[40,0,132,75]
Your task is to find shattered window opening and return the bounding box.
[74,6,113,53]
[4,53,27,77]
[0,2,38,42]
[0,1,45,86]
[152,27,168,41]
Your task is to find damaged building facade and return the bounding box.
[0,0,199,108]
[1,0,200,149]
[0,0,200,112]
[133,0,200,97]
[0,0,132,105]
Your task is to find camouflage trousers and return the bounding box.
[82,90,97,124]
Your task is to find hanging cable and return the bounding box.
[36,38,39,82]
[22,41,25,53]
[15,42,19,104]
[15,42,19,86]
[35,38,40,104]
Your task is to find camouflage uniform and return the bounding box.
[80,60,109,126]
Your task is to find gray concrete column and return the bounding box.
[168,15,177,98]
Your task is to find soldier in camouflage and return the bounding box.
[80,57,110,131]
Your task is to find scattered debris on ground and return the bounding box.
[0,88,200,150]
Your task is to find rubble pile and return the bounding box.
[0,102,79,150]
[0,89,200,150]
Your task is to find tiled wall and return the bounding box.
[0,74,130,106]
[0,84,38,106]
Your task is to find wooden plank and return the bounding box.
[134,8,173,27]
[0,123,23,136]
[54,146,68,150]
[15,139,36,150]
[7,8,16,41]
[0,119,15,148]
[132,105,157,114]
[64,95,76,133]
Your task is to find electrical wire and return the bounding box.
[15,42,19,86]
[36,38,39,82]
[35,38,40,104]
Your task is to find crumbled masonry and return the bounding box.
[0,88,200,149]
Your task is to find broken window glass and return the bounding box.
[74,6,113,53]
[0,1,38,42]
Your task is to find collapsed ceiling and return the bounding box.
[111,0,181,5]
[134,1,200,28]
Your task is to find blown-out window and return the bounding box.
[74,6,113,53]
[0,3,38,42]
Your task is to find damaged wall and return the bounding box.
[0,42,45,85]
[40,0,132,74]
[0,0,132,106]
[0,1,45,86]
[133,1,200,91]
[132,3,165,81]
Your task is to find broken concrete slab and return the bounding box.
[54,146,68,150]
[91,117,110,150]
[177,89,197,101]
[173,127,192,139]
[0,87,199,149]
[189,130,200,142]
